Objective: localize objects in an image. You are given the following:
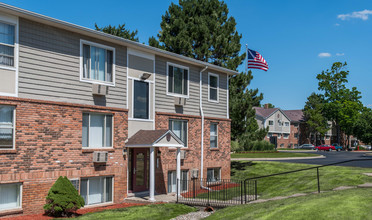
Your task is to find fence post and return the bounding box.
[207,179,210,206]
[255,180,257,200]
[193,178,196,198]
[244,180,247,204]
[176,178,179,203]
[240,181,243,204]
[317,167,320,193]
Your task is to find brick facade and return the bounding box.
[154,112,231,194]
[0,97,128,216]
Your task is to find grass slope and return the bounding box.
[75,203,196,220]
[206,188,372,220]
[231,152,318,158]
[231,161,372,199]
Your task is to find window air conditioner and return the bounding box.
[180,150,186,159]
[92,84,107,96]
[93,151,108,163]
[174,97,186,106]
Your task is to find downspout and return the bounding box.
[200,66,208,189]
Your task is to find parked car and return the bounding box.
[331,143,343,151]
[297,144,315,150]
[366,145,372,150]
[315,144,336,151]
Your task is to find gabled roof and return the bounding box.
[282,110,305,123]
[126,130,184,148]
[253,107,291,122]
[0,3,239,76]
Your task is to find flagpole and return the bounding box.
[245,44,248,74]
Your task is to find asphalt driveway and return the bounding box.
[272,151,372,168]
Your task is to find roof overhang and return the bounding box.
[0,3,239,76]
[126,130,185,148]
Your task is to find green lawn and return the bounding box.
[196,161,372,200]
[206,188,372,220]
[75,203,196,220]
[231,152,318,158]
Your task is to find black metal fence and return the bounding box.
[176,178,257,206]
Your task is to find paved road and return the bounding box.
[272,151,372,168]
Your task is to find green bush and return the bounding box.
[245,140,275,151]
[44,176,85,217]
[231,140,243,152]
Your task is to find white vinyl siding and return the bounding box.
[82,113,113,148]
[0,183,21,211]
[80,176,113,205]
[0,105,15,149]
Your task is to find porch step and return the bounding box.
[127,191,150,198]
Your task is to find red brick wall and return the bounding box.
[0,97,128,216]
[155,112,231,194]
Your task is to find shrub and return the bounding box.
[231,140,243,152]
[245,140,275,151]
[44,176,85,217]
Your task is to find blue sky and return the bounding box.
[2,0,372,110]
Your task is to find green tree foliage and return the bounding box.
[229,70,266,144]
[149,0,244,70]
[44,176,85,217]
[95,23,139,42]
[316,62,362,146]
[354,107,372,145]
[303,93,328,145]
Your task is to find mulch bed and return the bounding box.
[2,202,150,220]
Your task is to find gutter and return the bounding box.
[200,66,208,189]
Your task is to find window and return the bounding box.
[0,183,21,211]
[294,123,299,127]
[169,119,187,147]
[278,121,282,127]
[81,41,114,84]
[80,176,112,205]
[326,135,330,140]
[210,123,218,148]
[208,73,219,102]
[268,120,274,126]
[168,170,188,193]
[207,168,221,182]
[284,133,289,139]
[0,106,15,149]
[294,133,298,139]
[267,133,272,138]
[133,80,149,119]
[167,63,188,96]
[277,133,282,139]
[285,122,290,127]
[70,179,80,192]
[0,22,15,67]
[82,113,113,148]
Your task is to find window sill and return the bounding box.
[207,99,219,104]
[0,208,23,217]
[82,201,114,209]
[80,78,115,87]
[166,92,189,99]
[210,148,219,151]
[82,148,115,153]
[0,65,16,71]
[0,149,17,154]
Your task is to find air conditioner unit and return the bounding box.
[191,169,199,179]
[93,151,108,163]
[174,97,186,106]
[92,84,107,96]
[180,150,186,159]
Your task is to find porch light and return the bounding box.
[123,148,127,156]
[141,73,151,80]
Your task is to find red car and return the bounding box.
[315,144,336,151]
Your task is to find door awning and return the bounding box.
[126,129,185,148]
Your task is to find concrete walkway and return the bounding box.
[231,155,325,161]
[125,193,177,203]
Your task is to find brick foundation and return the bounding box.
[0,97,128,216]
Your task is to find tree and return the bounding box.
[303,93,329,145]
[354,107,372,145]
[149,0,244,70]
[95,23,139,42]
[229,70,266,143]
[316,62,362,146]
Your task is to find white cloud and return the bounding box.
[335,23,340,26]
[318,52,331,58]
[338,9,372,20]
[336,53,345,56]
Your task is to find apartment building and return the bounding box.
[0,4,235,216]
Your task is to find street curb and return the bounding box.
[231,155,326,161]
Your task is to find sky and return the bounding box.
[2,0,372,110]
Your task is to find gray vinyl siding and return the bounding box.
[202,71,228,118]
[17,18,127,108]
[155,55,200,115]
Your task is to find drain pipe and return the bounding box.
[199,66,208,189]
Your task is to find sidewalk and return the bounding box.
[231,155,325,161]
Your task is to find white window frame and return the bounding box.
[267,132,272,138]
[0,14,19,97]
[80,176,114,206]
[210,122,218,149]
[268,120,274,126]
[207,167,221,182]
[168,170,188,193]
[79,39,116,86]
[208,72,219,103]
[277,133,282,139]
[166,62,189,98]
[169,119,188,148]
[69,178,80,192]
[131,79,151,120]
[82,113,114,149]
[0,105,15,150]
[285,122,290,127]
[0,183,22,211]
[294,133,298,139]
[283,133,289,139]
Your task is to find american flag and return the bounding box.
[247,49,269,71]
